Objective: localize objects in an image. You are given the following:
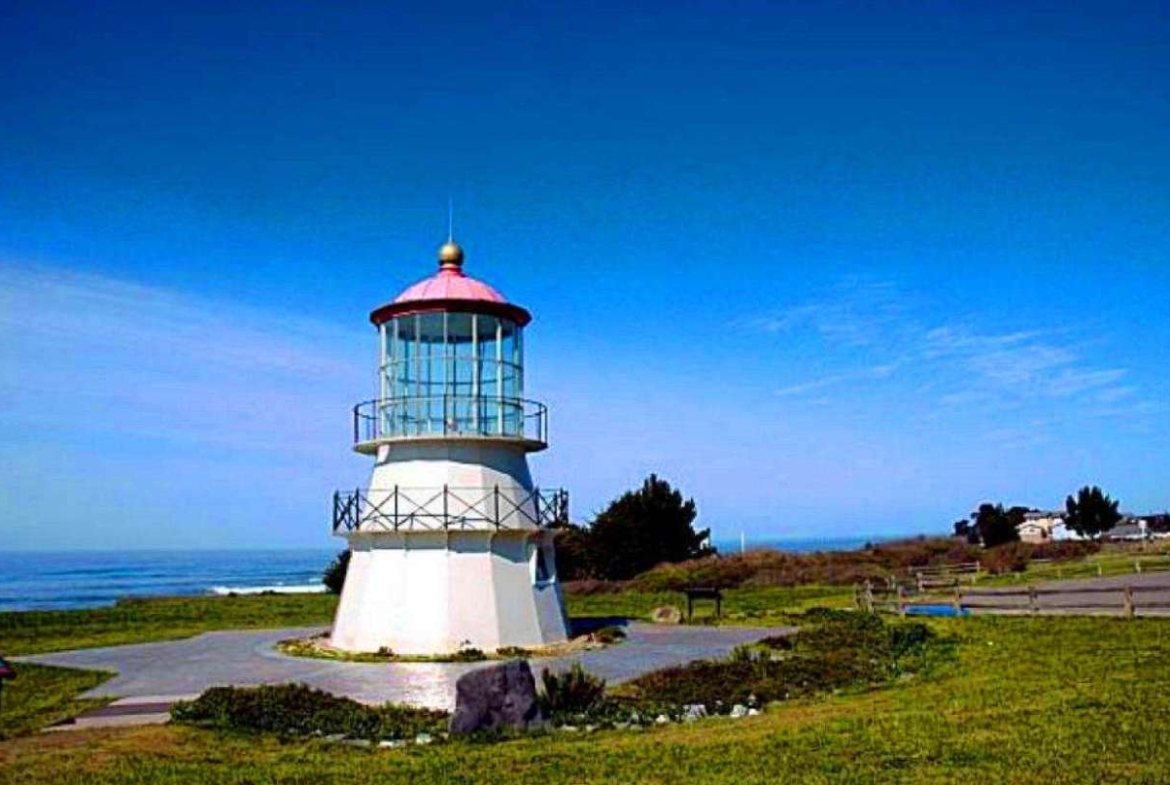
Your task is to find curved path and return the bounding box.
[19,622,791,711]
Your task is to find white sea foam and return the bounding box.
[208,584,328,596]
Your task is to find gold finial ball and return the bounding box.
[438,241,464,268]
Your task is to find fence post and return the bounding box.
[1135,560,1142,574]
[953,586,962,613]
[1124,586,1135,618]
[1028,585,1039,615]
[916,572,924,593]
[897,585,907,618]
[862,580,875,613]
[1097,563,1103,577]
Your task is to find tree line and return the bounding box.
[953,485,1123,547]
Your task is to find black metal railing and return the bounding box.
[352,396,548,447]
[332,485,569,533]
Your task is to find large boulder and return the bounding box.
[449,660,546,735]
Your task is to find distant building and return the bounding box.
[1018,510,1066,543]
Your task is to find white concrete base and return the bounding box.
[330,529,568,655]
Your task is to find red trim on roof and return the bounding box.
[370,299,532,327]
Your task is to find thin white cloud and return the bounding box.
[758,279,1157,432]
[0,262,368,455]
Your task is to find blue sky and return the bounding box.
[2,1,1168,550]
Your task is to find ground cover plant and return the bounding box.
[619,610,942,709]
[170,684,448,742]
[3,614,1168,783]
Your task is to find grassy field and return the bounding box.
[568,585,855,625]
[0,594,338,656]
[0,664,112,742]
[975,543,1170,586]
[2,614,1168,783]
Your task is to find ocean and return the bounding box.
[0,536,881,613]
[0,549,337,612]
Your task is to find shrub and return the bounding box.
[171,684,447,741]
[624,611,945,708]
[322,551,350,594]
[591,625,627,644]
[539,663,606,716]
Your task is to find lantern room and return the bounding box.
[354,241,547,452]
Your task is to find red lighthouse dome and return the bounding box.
[369,241,531,326]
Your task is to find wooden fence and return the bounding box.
[855,579,1170,618]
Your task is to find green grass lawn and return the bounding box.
[0,594,338,656]
[568,585,856,625]
[1,614,1168,783]
[0,664,112,742]
[976,544,1170,586]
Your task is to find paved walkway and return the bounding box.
[19,622,790,712]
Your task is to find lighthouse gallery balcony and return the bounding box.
[352,394,548,453]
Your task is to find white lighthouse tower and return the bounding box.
[329,239,570,655]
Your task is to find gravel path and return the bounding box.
[18,622,791,711]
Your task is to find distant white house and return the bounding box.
[1019,510,1067,543]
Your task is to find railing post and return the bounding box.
[493,485,500,529]
[1028,585,1039,615]
[442,484,449,530]
[1124,586,1135,618]
[393,485,399,532]
[332,491,339,533]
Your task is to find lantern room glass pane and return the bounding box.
[378,311,526,440]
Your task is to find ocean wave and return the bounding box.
[208,584,328,596]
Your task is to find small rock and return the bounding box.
[341,738,373,748]
[683,704,708,722]
[655,714,670,725]
[729,704,749,719]
[379,739,406,749]
[559,725,579,733]
[651,606,683,625]
[747,708,761,717]
[585,724,598,733]
[629,711,641,724]
[414,733,434,746]
[323,733,348,743]
[627,724,644,732]
[614,722,630,731]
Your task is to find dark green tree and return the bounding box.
[953,519,978,544]
[971,503,1020,548]
[1065,486,1122,539]
[551,522,595,581]
[587,474,713,580]
[323,550,351,594]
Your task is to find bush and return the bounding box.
[591,625,627,644]
[624,611,942,708]
[171,684,447,741]
[539,663,606,717]
[323,551,350,594]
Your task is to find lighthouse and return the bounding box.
[329,239,570,654]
